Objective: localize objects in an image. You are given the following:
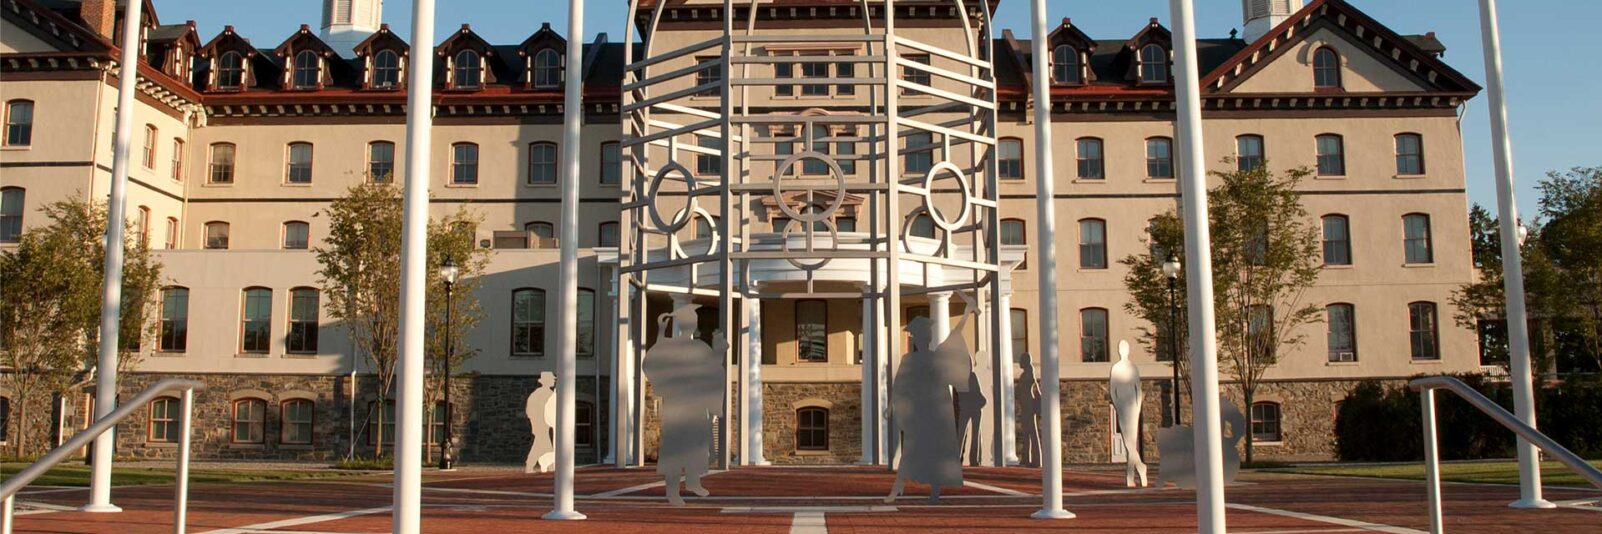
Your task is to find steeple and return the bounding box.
[1242,0,1303,42]
[321,0,382,53]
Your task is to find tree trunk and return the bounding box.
[15,398,27,458]
[1243,387,1255,466]
[374,393,385,457]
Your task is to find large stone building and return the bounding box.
[1,0,1484,465]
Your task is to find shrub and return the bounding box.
[1335,374,1598,462]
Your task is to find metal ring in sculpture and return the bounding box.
[646,160,698,234]
[918,160,974,232]
[668,206,722,258]
[771,151,847,224]
[780,212,838,271]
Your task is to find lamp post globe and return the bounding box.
[438,255,458,470]
[1162,256,1181,425]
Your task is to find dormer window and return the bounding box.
[217,51,244,90]
[1313,47,1342,90]
[1052,45,1081,84]
[1139,44,1168,84]
[453,50,481,89]
[373,49,401,89]
[532,49,560,88]
[292,50,320,89]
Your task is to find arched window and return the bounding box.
[1409,301,1440,360]
[576,400,596,448]
[217,51,245,90]
[796,300,828,363]
[451,142,479,185]
[533,49,561,88]
[1315,134,1345,176]
[1313,47,1341,89]
[293,50,320,89]
[1236,135,1265,171]
[241,287,272,353]
[204,221,230,250]
[598,221,619,247]
[372,49,401,89]
[232,398,267,443]
[283,221,310,250]
[796,407,829,451]
[1075,137,1104,179]
[528,142,558,184]
[1321,214,1351,265]
[694,215,714,239]
[1395,133,1425,175]
[208,143,236,184]
[148,397,180,442]
[1327,303,1356,362]
[367,141,395,182]
[1079,218,1107,269]
[288,287,320,353]
[4,99,33,146]
[577,288,596,358]
[1080,308,1109,362]
[1139,44,1168,83]
[285,142,314,183]
[453,50,481,89]
[1146,137,1174,178]
[909,213,936,238]
[512,288,546,356]
[600,141,621,185]
[159,287,189,352]
[165,216,179,250]
[0,187,25,243]
[171,138,185,181]
[998,138,1024,180]
[142,124,158,168]
[1250,402,1282,442]
[1052,45,1081,84]
[525,221,555,239]
[1403,213,1433,264]
[281,399,315,444]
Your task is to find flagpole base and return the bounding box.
[543,510,588,520]
[1031,508,1075,520]
[1508,498,1556,509]
[80,503,123,513]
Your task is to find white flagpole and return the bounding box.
[545,0,587,520]
[393,0,435,530]
[1027,0,1071,520]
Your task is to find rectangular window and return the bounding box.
[142,125,157,169]
[1409,302,1440,360]
[1404,214,1433,264]
[796,407,829,451]
[1316,135,1345,176]
[0,187,22,243]
[4,100,33,146]
[205,222,229,250]
[527,143,557,184]
[1322,215,1351,265]
[998,139,1023,180]
[148,398,179,443]
[512,289,546,356]
[696,135,723,175]
[577,289,595,358]
[164,217,179,250]
[232,400,265,443]
[600,142,621,185]
[1076,138,1104,179]
[287,288,319,353]
[1237,135,1265,171]
[171,139,185,181]
[1010,308,1028,360]
[695,56,722,97]
[1250,403,1281,442]
[576,402,595,448]
[796,300,828,362]
[159,288,189,352]
[1249,305,1274,361]
[836,60,855,95]
[1146,138,1173,178]
[368,141,395,183]
[801,55,830,96]
[286,143,314,184]
[1080,308,1109,362]
[1079,219,1107,269]
[775,58,794,97]
[452,143,479,185]
[283,221,310,250]
[281,400,314,445]
[209,144,236,184]
[903,54,931,88]
[241,288,272,353]
[368,401,395,445]
[1327,304,1356,362]
[1395,134,1425,175]
[904,132,934,175]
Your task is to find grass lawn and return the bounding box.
[1272,460,1602,487]
[1,463,365,488]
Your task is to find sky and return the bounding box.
[153,0,1601,218]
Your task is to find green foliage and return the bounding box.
[1273,459,1602,487]
[332,455,394,470]
[0,463,357,487]
[1334,375,1602,461]
[0,195,163,457]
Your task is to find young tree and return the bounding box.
[315,184,486,457]
[0,196,162,457]
[1121,163,1323,464]
[1121,213,1190,420]
[422,213,488,461]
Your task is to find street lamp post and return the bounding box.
[438,256,459,471]
[1163,257,1181,426]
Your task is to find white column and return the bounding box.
[929,292,952,342]
[83,0,144,513]
[875,292,890,464]
[1170,0,1226,531]
[745,298,768,465]
[1027,0,1070,520]
[545,0,586,520]
[392,0,435,530]
[860,292,875,464]
[1477,0,1551,510]
[604,269,621,466]
[997,291,1018,465]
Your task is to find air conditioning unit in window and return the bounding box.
[1331,351,1356,363]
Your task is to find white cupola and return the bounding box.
[1242,0,1303,42]
[321,0,383,53]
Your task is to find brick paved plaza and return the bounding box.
[7,466,1600,533]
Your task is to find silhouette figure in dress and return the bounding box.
[1109,340,1147,487]
[524,372,556,473]
[886,304,977,504]
[641,303,725,506]
[1153,394,1247,489]
[1015,353,1042,468]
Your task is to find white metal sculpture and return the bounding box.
[1016,354,1043,468]
[525,372,558,474]
[641,304,725,506]
[886,313,976,504]
[1109,341,1147,488]
[1154,395,1245,490]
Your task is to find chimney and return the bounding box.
[1242,0,1304,43]
[80,0,117,40]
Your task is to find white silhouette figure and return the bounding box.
[641,303,724,506]
[1154,394,1247,489]
[957,352,989,466]
[524,372,556,473]
[1109,340,1147,487]
[1015,354,1042,468]
[886,303,977,505]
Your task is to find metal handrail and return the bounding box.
[1410,376,1602,533]
[1,378,202,534]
